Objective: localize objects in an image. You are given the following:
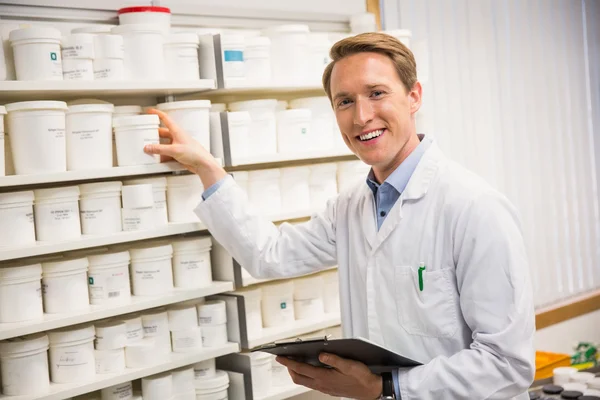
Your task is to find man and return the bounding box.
[145,32,535,399]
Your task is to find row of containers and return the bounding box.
[0,96,352,177]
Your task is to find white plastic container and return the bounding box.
[121,184,155,232]
[42,257,90,314]
[95,320,127,350]
[245,36,271,84]
[553,366,578,385]
[322,270,340,314]
[0,263,43,323]
[62,58,94,81]
[236,287,262,340]
[166,174,204,222]
[293,275,325,320]
[172,237,213,289]
[61,33,94,59]
[156,100,211,149]
[6,100,68,175]
[164,33,200,81]
[94,34,124,81]
[0,333,50,396]
[251,351,273,397]
[122,314,144,344]
[231,171,249,197]
[197,300,228,348]
[114,105,142,116]
[570,371,596,384]
[87,251,131,305]
[271,353,292,386]
[172,366,195,398]
[113,114,160,166]
[384,29,412,49]
[0,106,5,176]
[168,304,199,332]
[350,13,377,34]
[118,6,171,34]
[309,163,338,209]
[48,324,96,383]
[142,371,173,400]
[66,103,114,170]
[194,358,216,378]
[229,99,277,157]
[195,370,229,400]
[171,327,203,353]
[276,109,312,154]
[337,160,371,192]
[141,308,172,351]
[221,34,245,79]
[130,244,174,296]
[590,377,600,390]
[124,177,168,226]
[79,181,122,235]
[95,347,126,374]
[226,111,251,161]
[125,337,166,368]
[0,190,36,247]
[112,24,165,80]
[263,25,310,85]
[308,33,331,84]
[248,168,282,216]
[261,280,295,327]
[289,96,335,151]
[9,27,63,81]
[280,166,311,213]
[101,382,133,400]
[34,186,82,241]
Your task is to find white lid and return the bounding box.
[228,99,278,112]
[9,26,62,42]
[121,184,154,209]
[276,109,311,119]
[142,307,168,319]
[211,103,226,113]
[88,251,130,267]
[310,162,337,173]
[68,98,112,106]
[248,168,280,181]
[384,29,412,38]
[289,96,330,110]
[276,101,288,111]
[68,103,115,114]
[156,100,211,111]
[281,166,311,179]
[62,33,94,46]
[0,333,49,356]
[112,24,164,34]
[571,372,596,383]
[0,106,6,114]
[195,370,229,390]
[0,263,42,281]
[43,257,89,275]
[143,371,172,382]
[79,181,122,195]
[171,237,212,253]
[114,105,143,115]
[350,13,377,26]
[167,33,200,45]
[0,190,34,205]
[562,382,588,392]
[5,100,68,113]
[166,174,203,188]
[72,26,112,34]
[246,36,271,46]
[113,114,159,128]
[553,366,578,376]
[130,244,174,261]
[124,176,167,190]
[34,185,80,201]
[48,324,95,345]
[263,24,310,34]
[95,320,127,336]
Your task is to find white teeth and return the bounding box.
[359,129,384,141]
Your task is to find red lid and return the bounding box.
[118,6,171,15]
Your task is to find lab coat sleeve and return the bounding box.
[194,175,338,278]
[398,191,536,400]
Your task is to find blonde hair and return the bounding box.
[322,32,418,101]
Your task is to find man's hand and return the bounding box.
[276,353,382,400]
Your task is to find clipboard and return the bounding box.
[252,336,421,371]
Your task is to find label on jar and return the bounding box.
[134,268,161,281]
[223,50,245,78]
[63,67,92,80]
[81,208,103,221]
[155,199,166,210]
[126,326,144,342]
[71,128,99,141]
[55,348,89,368]
[26,211,34,224]
[62,43,94,59]
[181,258,206,272]
[108,382,132,399]
[95,350,124,374]
[48,51,62,78]
[194,369,211,378]
[50,206,77,222]
[49,127,65,139]
[198,315,214,325]
[122,207,153,231]
[88,269,129,301]
[172,334,201,350]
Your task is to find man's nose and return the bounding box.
[353,97,374,127]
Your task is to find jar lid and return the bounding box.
[142,307,168,318]
[197,300,226,318]
[95,320,127,334]
[88,251,130,267]
[79,181,122,195]
[34,185,80,201]
[43,257,89,275]
[114,105,143,115]
[111,24,165,35]
[9,26,62,42]
[0,190,34,205]
[62,33,94,46]
[0,333,49,356]
[195,369,229,390]
[48,324,95,345]
[156,100,211,111]
[124,176,167,190]
[5,100,68,113]
[113,114,159,128]
[130,244,173,261]
[167,33,200,45]
[561,391,584,399]
[68,103,115,114]
[228,99,277,112]
[171,237,212,253]
[0,263,42,282]
[118,6,171,14]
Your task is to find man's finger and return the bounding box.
[147,108,180,137]
[158,127,172,138]
[319,353,355,374]
[276,357,322,379]
[288,370,318,390]
[144,143,177,158]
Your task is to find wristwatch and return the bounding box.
[379,372,395,399]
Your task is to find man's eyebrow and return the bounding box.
[333,92,350,101]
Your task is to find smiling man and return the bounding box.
[144,32,536,399]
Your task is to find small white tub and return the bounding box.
[34,186,82,242]
[228,99,278,157]
[101,382,133,400]
[221,34,245,80]
[42,257,90,314]
[309,163,338,209]
[95,320,127,350]
[172,236,213,289]
[124,177,168,226]
[271,354,293,386]
[79,181,123,235]
[195,370,229,400]
[280,166,311,213]
[61,33,94,59]
[87,251,131,305]
[236,287,263,340]
[0,190,36,247]
[118,6,171,33]
[122,314,144,344]
[276,109,312,154]
[9,27,63,81]
[166,174,204,223]
[293,275,325,320]
[245,36,271,84]
[0,263,43,323]
[322,269,340,314]
[251,351,273,397]
[113,114,160,166]
[164,33,200,81]
[263,25,310,85]
[171,326,203,353]
[194,358,216,378]
[261,280,295,328]
[121,184,155,232]
[62,58,94,81]
[112,24,165,81]
[6,100,68,175]
[66,103,114,170]
[289,96,335,151]
[48,324,96,383]
[143,371,173,400]
[553,366,578,385]
[156,100,211,150]
[172,366,195,398]
[248,168,282,216]
[95,347,125,374]
[125,337,167,368]
[93,34,124,81]
[168,303,199,332]
[197,300,228,348]
[308,33,331,84]
[0,333,50,396]
[226,111,251,161]
[130,244,174,296]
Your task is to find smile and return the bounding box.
[358,129,385,141]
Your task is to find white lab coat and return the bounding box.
[195,139,536,400]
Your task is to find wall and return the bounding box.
[535,309,600,354]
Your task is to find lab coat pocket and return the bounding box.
[394,266,458,338]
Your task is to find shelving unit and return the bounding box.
[226,149,356,170]
[257,384,313,400]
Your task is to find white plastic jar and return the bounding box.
[221,34,245,80]
[322,269,340,314]
[276,109,312,154]
[231,171,249,197]
[101,382,133,400]
[195,369,229,400]
[42,257,90,314]
[236,287,263,340]
[125,337,166,368]
[228,99,278,157]
[248,168,282,216]
[48,324,96,383]
[34,186,82,241]
[280,166,311,213]
[271,353,292,386]
[0,106,5,176]
[66,103,114,170]
[289,96,335,152]
[87,251,131,306]
[94,320,126,374]
[0,333,50,396]
[309,163,338,209]
[124,177,168,226]
[5,100,68,175]
[0,263,43,323]
[79,181,123,235]
[164,33,200,81]
[130,244,174,296]
[61,33,94,81]
[0,190,36,247]
[113,114,160,167]
[171,326,203,353]
[250,351,273,397]
[197,300,228,347]
[112,105,142,166]
[141,308,171,351]
[172,236,213,289]
[194,358,216,379]
[337,160,370,192]
[118,6,171,34]
[166,174,204,223]
[122,314,144,344]
[293,275,325,320]
[226,111,251,161]
[9,27,63,81]
[172,366,196,400]
[261,280,295,327]
[121,184,155,232]
[112,24,165,81]
[143,371,173,400]
[263,25,310,85]
[168,303,199,332]
[156,100,211,150]
[308,33,331,84]
[94,34,124,81]
[245,36,271,84]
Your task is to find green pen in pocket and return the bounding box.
[418,262,426,291]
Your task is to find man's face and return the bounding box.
[330,52,421,177]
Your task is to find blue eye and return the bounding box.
[337,99,352,108]
[371,90,384,98]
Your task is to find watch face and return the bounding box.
[380,396,395,400]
